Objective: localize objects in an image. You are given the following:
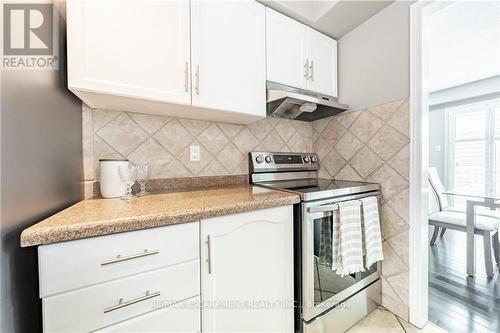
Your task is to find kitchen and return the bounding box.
[1,1,438,333]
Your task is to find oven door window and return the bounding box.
[312,215,377,305]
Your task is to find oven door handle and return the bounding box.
[307,204,339,213]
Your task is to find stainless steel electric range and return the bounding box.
[250,151,382,333]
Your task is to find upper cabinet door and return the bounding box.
[67,0,191,105]
[307,29,338,97]
[190,1,266,118]
[266,8,308,90]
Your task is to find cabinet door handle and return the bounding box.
[309,60,314,81]
[184,61,189,92]
[104,290,161,313]
[195,64,200,95]
[304,59,309,80]
[207,235,212,274]
[101,249,159,266]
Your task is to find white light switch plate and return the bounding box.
[190,145,200,161]
[435,145,441,152]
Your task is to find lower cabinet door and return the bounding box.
[95,296,200,333]
[201,206,294,333]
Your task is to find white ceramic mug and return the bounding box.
[99,159,129,198]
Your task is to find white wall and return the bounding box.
[337,0,414,110]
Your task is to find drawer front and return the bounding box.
[96,296,200,332]
[39,222,199,297]
[43,261,199,333]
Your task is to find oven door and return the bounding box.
[301,191,381,322]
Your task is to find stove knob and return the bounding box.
[311,155,318,163]
[303,155,310,163]
[255,154,264,164]
[265,155,273,163]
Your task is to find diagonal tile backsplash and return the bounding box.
[82,104,313,182]
[313,98,411,320]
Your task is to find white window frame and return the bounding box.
[445,98,500,199]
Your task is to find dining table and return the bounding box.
[443,189,500,277]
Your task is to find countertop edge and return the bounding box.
[20,194,300,247]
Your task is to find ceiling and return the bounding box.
[260,0,394,39]
[428,1,500,92]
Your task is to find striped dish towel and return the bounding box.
[337,200,365,276]
[361,196,384,268]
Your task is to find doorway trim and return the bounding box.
[408,0,453,328]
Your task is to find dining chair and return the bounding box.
[428,167,500,274]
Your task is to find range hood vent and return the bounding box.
[266,81,349,122]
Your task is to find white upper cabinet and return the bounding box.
[67,0,191,105]
[67,0,265,124]
[265,8,338,97]
[191,1,266,119]
[307,29,338,97]
[266,8,308,90]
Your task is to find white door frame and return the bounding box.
[408,0,453,328]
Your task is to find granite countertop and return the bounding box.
[20,185,300,247]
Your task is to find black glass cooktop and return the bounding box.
[257,178,380,201]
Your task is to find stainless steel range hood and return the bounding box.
[266,81,349,121]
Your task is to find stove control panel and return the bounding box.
[250,151,319,172]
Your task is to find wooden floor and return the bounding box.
[428,228,500,333]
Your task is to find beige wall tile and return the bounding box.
[389,145,410,179]
[93,108,121,131]
[218,123,244,139]
[350,110,384,143]
[388,100,410,136]
[335,165,363,181]
[388,188,409,222]
[82,104,95,181]
[335,131,364,161]
[382,276,409,320]
[335,110,361,129]
[382,242,407,277]
[154,119,193,156]
[368,99,404,122]
[367,164,408,200]
[179,118,211,137]
[309,98,411,322]
[198,124,229,155]
[321,119,347,146]
[323,149,347,176]
[129,113,169,134]
[387,230,409,266]
[368,125,409,161]
[349,146,384,179]
[216,142,245,174]
[233,127,259,153]
[380,204,409,240]
[97,113,148,156]
[127,138,173,179]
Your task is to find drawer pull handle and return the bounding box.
[207,235,213,275]
[101,249,159,266]
[104,290,161,313]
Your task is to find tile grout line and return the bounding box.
[395,314,409,333]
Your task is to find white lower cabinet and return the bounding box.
[200,206,294,333]
[95,296,201,333]
[38,206,294,332]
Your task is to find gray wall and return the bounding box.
[337,0,413,110]
[428,109,445,181]
[427,75,500,185]
[0,4,83,332]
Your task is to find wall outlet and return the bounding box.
[190,145,200,161]
[435,145,441,152]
